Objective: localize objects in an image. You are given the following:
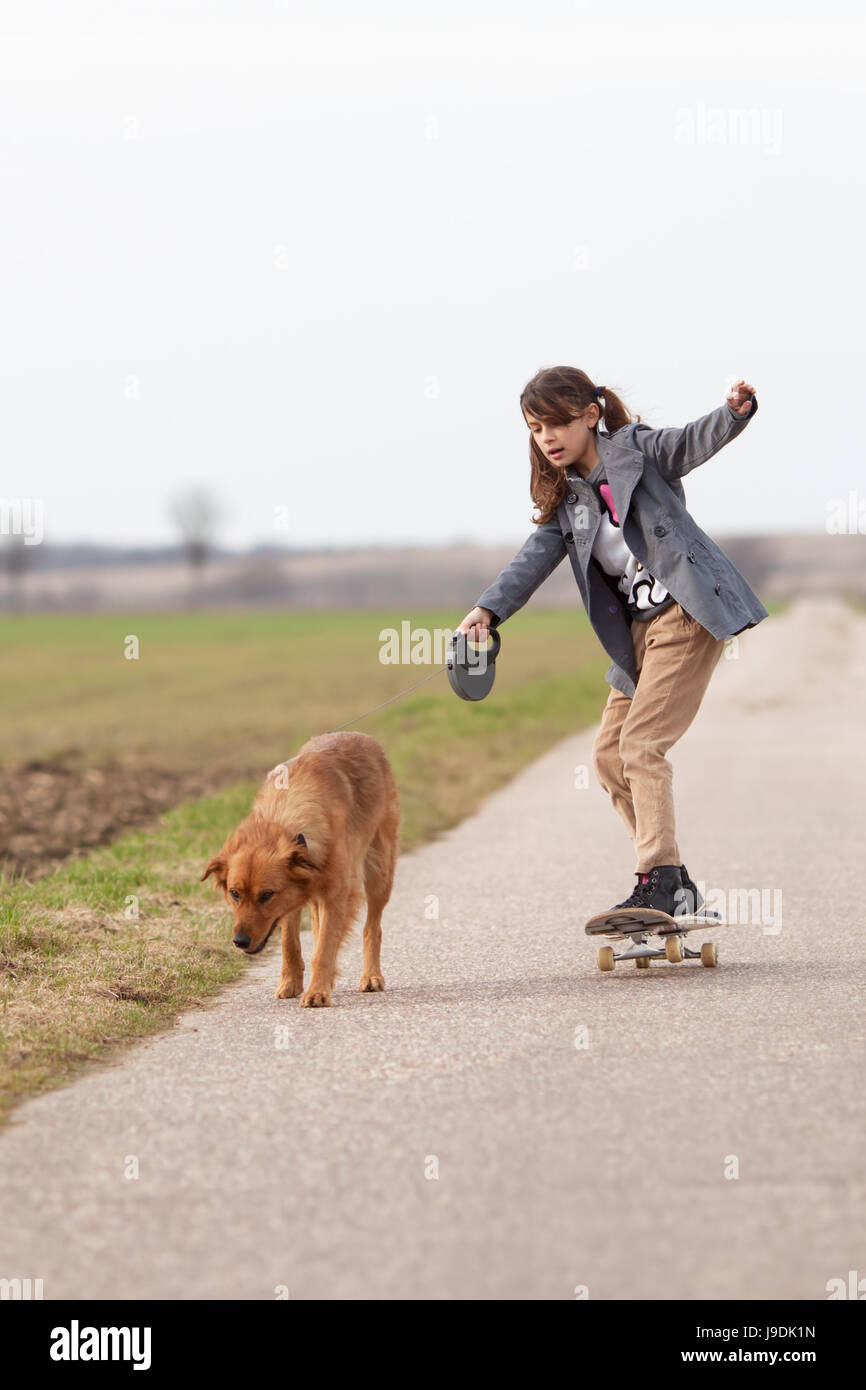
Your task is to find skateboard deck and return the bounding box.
[584,906,723,971]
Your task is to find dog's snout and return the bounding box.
[232,933,251,950]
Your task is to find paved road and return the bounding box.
[1,598,863,1300]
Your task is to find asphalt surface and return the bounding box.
[1,597,863,1300]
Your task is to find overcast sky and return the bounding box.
[2,1,864,552]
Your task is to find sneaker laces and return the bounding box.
[614,874,655,910]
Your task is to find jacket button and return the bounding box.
[564,531,574,543]
[687,551,696,563]
[714,583,721,595]
[608,605,618,614]
[653,525,667,537]
[566,493,577,504]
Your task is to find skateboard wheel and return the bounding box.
[597,946,615,972]
[635,956,650,969]
[700,942,718,968]
[664,935,683,964]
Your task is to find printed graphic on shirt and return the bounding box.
[594,483,671,614]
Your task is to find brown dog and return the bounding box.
[201,731,400,1007]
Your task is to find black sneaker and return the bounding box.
[614,864,686,916]
[678,863,704,914]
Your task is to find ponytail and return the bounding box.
[593,384,634,436]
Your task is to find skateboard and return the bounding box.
[584,906,723,972]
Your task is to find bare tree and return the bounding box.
[0,531,36,611]
[168,486,223,607]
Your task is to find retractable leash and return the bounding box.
[325,629,501,733]
[445,628,501,701]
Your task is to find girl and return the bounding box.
[457,366,766,916]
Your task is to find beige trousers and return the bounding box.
[591,602,725,872]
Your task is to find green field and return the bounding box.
[0,608,610,1119]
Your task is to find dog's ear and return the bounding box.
[286,832,320,877]
[201,853,227,888]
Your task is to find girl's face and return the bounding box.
[523,404,599,469]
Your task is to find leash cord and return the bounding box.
[325,662,449,734]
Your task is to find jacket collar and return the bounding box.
[564,429,644,530]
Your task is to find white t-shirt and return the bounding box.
[588,473,674,621]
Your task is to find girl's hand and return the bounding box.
[726,379,756,416]
[457,606,495,639]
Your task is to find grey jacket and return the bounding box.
[475,396,768,697]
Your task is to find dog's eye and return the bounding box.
[229,890,240,903]
[258,891,275,904]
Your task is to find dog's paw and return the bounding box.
[359,975,385,993]
[275,978,304,1000]
[300,988,331,1008]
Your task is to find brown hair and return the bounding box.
[520,366,640,524]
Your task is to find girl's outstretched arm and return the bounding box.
[472,515,567,627]
[631,379,758,482]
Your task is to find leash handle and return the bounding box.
[449,628,501,661]
[446,628,501,701]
